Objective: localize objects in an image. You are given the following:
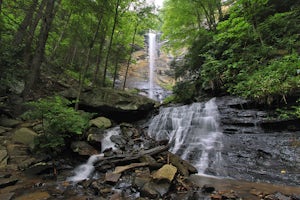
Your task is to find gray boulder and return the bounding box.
[61,87,157,122]
[12,127,38,150]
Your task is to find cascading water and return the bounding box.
[148,31,157,99]
[67,127,120,182]
[148,98,223,175]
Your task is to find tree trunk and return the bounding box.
[75,15,102,110]
[123,21,138,90]
[112,47,121,89]
[102,0,120,87]
[22,0,57,97]
[23,0,47,70]
[92,31,106,86]
[0,0,2,13]
[50,11,72,59]
[13,0,39,47]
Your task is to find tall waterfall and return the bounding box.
[148,98,223,174]
[148,32,157,99]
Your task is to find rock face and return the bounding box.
[61,87,157,122]
[213,96,300,186]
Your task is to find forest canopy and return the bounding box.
[0,0,159,98]
[0,0,299,108]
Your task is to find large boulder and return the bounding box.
[61,87,157,122]
[12,127,38,150]
[89,117,112,129]
[71,141,99,156]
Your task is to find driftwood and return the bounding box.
[113,162,148,174]
[95,145,169,170]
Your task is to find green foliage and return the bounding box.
[231,54,300,104]
[23,96,92,155]
[173,81,197,103]
[167,0,300,105]
[162,94,176,104]
[277,99,300,119]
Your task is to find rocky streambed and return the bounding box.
[0,95,300,200]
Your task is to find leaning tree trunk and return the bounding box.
[22,0,57,97]
[102,0,120,87]
[74,15,102,110]
[50,11,72,60]
[13,0,39,47]
[0,0,2,13]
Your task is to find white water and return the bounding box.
[67,154,104,182]
[67,127,121,182]
[148,32,157,99]
[148,98,223,174]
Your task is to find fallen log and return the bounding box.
[113,162,148,174]
[95,145,170,170]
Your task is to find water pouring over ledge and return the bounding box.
[148,31,157,99]
[147,98,224,175]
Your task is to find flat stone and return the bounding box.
[105,172,121,183]
[0,193,14,200]
[152,164,177,182]
[14,191,50,200]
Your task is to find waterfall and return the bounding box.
[148,98,223,174]
[148,32,157,99]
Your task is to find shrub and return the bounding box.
[23,96,92,155]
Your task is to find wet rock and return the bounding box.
[141,181,171,198]
[110,135,127,149]
[0,118,20,128]
[14,191,50,200]
[120,123,140,138]
[105,172,121,183]
[0,178,18,189]
[0,193,14,200]
[71,141,99,156]
[139,155,162,169]
[89,117,112,129]
[260,118,300,131]
[87,127,104,149]
[264,192,291,200]
[152,164,177,182]
[0,126,11,134]
[201,184,215,194]
[12,127,38,149]
[24,162,53,176]
[140,182,159,199]
[0,149,8,168]
[133,168,151,186]
[167,152,198,176]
